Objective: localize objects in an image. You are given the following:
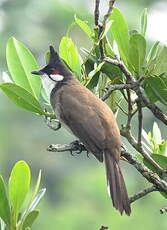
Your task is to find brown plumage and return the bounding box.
[51,78,131,215]
[32,46,131,215]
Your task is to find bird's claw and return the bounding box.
[69,140,89,157]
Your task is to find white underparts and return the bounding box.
[41,74,64,97]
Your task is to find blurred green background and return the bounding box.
[1,0,167,229]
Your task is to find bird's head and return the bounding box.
[31,46,71,82]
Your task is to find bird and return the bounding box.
[31,46,131,215]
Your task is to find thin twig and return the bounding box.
[129,186,157,204]
[134,86,167,125]
[101,83,133,101]
[94,0,100,26]
[136,99,143,147]
[47,142,167,194]
[121,150,167,193]
[104,56,167,125]
[102,0,116,25]
[104,57,134,82]
[126,89,133,129]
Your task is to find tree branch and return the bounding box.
[47,142,167,195]
[129,186,157,204]
[102,0,116,25]
[104,56,167,125]
[136,99,143,147]
[94,0,100,26]
[101,83,133,101]
[121,150,167,193]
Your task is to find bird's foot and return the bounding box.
[44,109,61,131]
[69,140,89,156]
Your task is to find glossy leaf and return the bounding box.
[101,63,123,80]
[105,41,115,58]
[0,83,44,115]
[152,122,161,145]
[99,20,113,40]
[106,90,123,115]
[74,15,93,38]
[22,210,39,230]
[6,37,41,99]
[109,8,130,65]
[151,46,167,76]
[129,33,146,74]
[59,36,82,78]
[143,154,167,174]
[0,176,11,225]
[9,161,31,215]
[147,41,160,62]
[88,62,104,78]
[159,141,167,156]
[31,170,42,203]
[28,188,46,212]
[140,8,147,36]
[144,76,167,105]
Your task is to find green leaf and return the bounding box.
[98,74,108,97]
[0,83,44,115]
[101,60,123,80]
[88,62,105,78]
[99,20,113,40]
[59,36,82,78]
[151,154,167,170]
[143,154,167,199]
[105,40,115,58]
[0,176,11,225]
[144,76,167,105]
[147,41,160,62]
[143,154,167,175]
[109,8,130,66]
[22,210,39,230]
[140,8,147,36]
[74,15,93,38]
[6,37,41,99]
[159,141,167,156]
[9,161,31,217]
[152,122,161,145]
[129,33,146,74]
[105,90,123,115]
[28,188,46,212]
[151,46,167,76]
[31,170,42,203]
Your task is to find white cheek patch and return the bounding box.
[50,74,64,81]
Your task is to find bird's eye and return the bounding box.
[51,70,60,75]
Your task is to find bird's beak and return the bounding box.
[31,70,44,75]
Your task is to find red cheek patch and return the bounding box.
[52,70,60,74]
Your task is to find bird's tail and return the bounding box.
[104,152,131,216]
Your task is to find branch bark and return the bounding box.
[104,56,167,125]
[129,186,157,204]
[47,143,167,195]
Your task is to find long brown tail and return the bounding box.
[104,152,131,215]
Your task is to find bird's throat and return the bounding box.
[41,74,57,97]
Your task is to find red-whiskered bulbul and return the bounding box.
[32,46,131,215]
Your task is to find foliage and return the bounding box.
[1,8,167,179]
[0,3,167,227]
[0,161,45,230]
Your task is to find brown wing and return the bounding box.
[58,85,106,162]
